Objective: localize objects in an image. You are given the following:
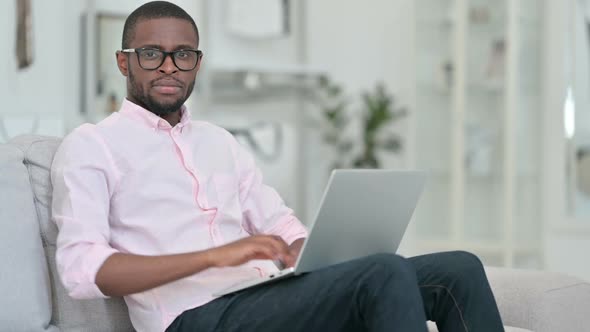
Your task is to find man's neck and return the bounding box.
[125,97,182,127]
[160,111,181,127]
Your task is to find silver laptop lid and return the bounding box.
[294,169,426,273]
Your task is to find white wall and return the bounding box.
[0,0,68,141]
[306,0,412,97]
[575,0,590,145]
[305,0,414,224]
[543,0,590,282]
[0,1,67,113]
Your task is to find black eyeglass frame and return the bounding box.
[120,48,203,71]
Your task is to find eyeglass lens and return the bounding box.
[138,49,199,71]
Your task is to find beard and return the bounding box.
[128,67,195,117]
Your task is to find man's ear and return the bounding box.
[194,54,203,73]
[116,51,129,77]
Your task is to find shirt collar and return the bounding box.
[118,98,192,130]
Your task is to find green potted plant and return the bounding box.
[314,76,406,169]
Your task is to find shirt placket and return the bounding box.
[168,126,223,245]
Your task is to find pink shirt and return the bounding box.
[51,99,308,332]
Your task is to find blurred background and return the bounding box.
[1,0,590,281]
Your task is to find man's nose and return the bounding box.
[158,54,178,74]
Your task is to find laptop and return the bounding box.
[212,169,426,297]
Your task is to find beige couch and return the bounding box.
[1,135,589,332]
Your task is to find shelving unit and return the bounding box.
[409,0,544,268]
[204,63,324,102]
[195,0,321,221]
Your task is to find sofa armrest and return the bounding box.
[485,267,590,332]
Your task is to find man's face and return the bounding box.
[116,17,201,116]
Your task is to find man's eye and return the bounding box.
[175,51,189,59]
[142,50,160,59]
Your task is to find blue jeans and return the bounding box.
[166,251,504,332]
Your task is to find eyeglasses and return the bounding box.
[120,48,203,71]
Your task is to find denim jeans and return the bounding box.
[166,251,505,332]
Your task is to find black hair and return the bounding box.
[122,1,199,49]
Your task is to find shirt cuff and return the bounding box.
[66,244,119,299]
[267,216,309,245]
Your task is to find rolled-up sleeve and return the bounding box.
[232,135,308,245]
[51,125,120,299]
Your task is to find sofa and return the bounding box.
[1,134,589,332]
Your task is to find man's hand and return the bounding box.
[207,235,292,268]
[282,238,305,268]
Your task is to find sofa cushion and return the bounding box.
[0,143,57,331]
[486,266,590,332]
[7,135,133,332]
[427,322,531,331]
[428,322,532,332]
